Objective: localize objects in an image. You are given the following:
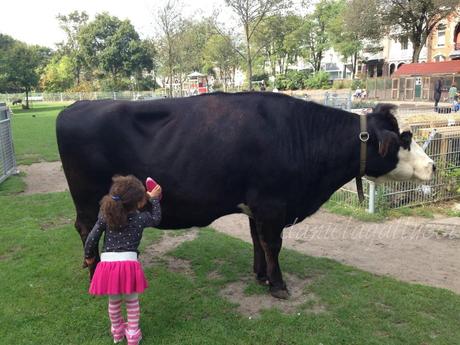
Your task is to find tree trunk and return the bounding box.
[25,88,29,109]
[168,36,173,97]
[412,41,423,63]
[168,64,173,98]
[352,51,358,79]
[244,23,253,90]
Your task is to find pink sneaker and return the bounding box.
[125,328,142,345]
[111,323,126,343]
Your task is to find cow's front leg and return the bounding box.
[249,218,268,284]
[259,225,288,299]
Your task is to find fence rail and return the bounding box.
[0,104,18,184]
[0,91,167,103]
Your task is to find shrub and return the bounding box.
[304,71,330,89]
[274,71,310,90]
[251,73,269,82]
[274,75,288,90]
[333,79,352,89]
[351,79,365,91]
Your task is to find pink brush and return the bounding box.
[146,177,162,199]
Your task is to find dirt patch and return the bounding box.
[212,212,460,294]
[141,229,198,277]
[0,246,22,261]
[220,273,322,317]
[17,161,460,294]
[19,162,68,194]
[40,216,73,230]
[207,270,223,280]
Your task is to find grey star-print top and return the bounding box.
[84,198,161,258]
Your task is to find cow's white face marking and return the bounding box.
[374,139,434,183]
[238,203,253,218]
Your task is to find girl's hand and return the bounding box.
[147,185,162,199]
[85,257,95,266]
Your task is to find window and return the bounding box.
[438,23,446,47]
[434,55,446,62]
[400,37,409,50]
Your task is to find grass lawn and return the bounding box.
[1,189,460,345]
[10,102,71,165]
[2,102,460,344]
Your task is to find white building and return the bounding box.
[385,37,428,76]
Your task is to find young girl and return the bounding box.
[84,175,162,345]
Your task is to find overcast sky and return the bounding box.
[0,0,227,48]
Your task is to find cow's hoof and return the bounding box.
[270,287,290,300]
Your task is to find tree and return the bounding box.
[78,13,153,90]
[0,42,45,108]
[156,0,183,97]
[383,0,459,62]
[292,0,342,72]
[254,15,302,76]
[56,11,89,85]
[223,0,288,89]
[40,56,75,92]
[329,0,383,78]
[203,34,240,90]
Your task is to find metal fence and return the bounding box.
[329,115,460,213]
[0,91,166,103]
[0,103,18,184]
[323,92,352,110]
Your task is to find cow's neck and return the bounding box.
[296,110,363,214]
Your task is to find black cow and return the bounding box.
[56,92,434,299]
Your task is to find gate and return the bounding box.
[323,92,352,110]
[0,103,18,184]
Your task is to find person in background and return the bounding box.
[434,78,442,110]
[260,80,266,91]
[448,84,458,103]
[353,87,362,99]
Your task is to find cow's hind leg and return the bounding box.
[259,222,288,299]
[249,218,268,285]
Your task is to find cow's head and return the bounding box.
[364,104,435,183]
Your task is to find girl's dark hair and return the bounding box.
[100,175,146,229]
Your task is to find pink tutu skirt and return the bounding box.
[89,252,148,295]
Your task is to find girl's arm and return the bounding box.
[84,217,106,259]
[142,198,162,228]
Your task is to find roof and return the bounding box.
[393,60,460,77]
[187,71,206,78]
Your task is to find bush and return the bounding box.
[333,79,352,89]
[304,71,330,89]
[274,75,288,90]
[351,79,365,91]
[68,80,97,92]
[99,77,131,92]
[274,71,310,90]
[251,73,269,82]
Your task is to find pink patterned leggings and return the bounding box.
[108,294,140,333]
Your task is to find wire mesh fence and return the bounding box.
[329,117,460,213]
[0,104,18,184]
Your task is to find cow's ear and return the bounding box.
[400,131,412,150]
[377,130,397,157]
